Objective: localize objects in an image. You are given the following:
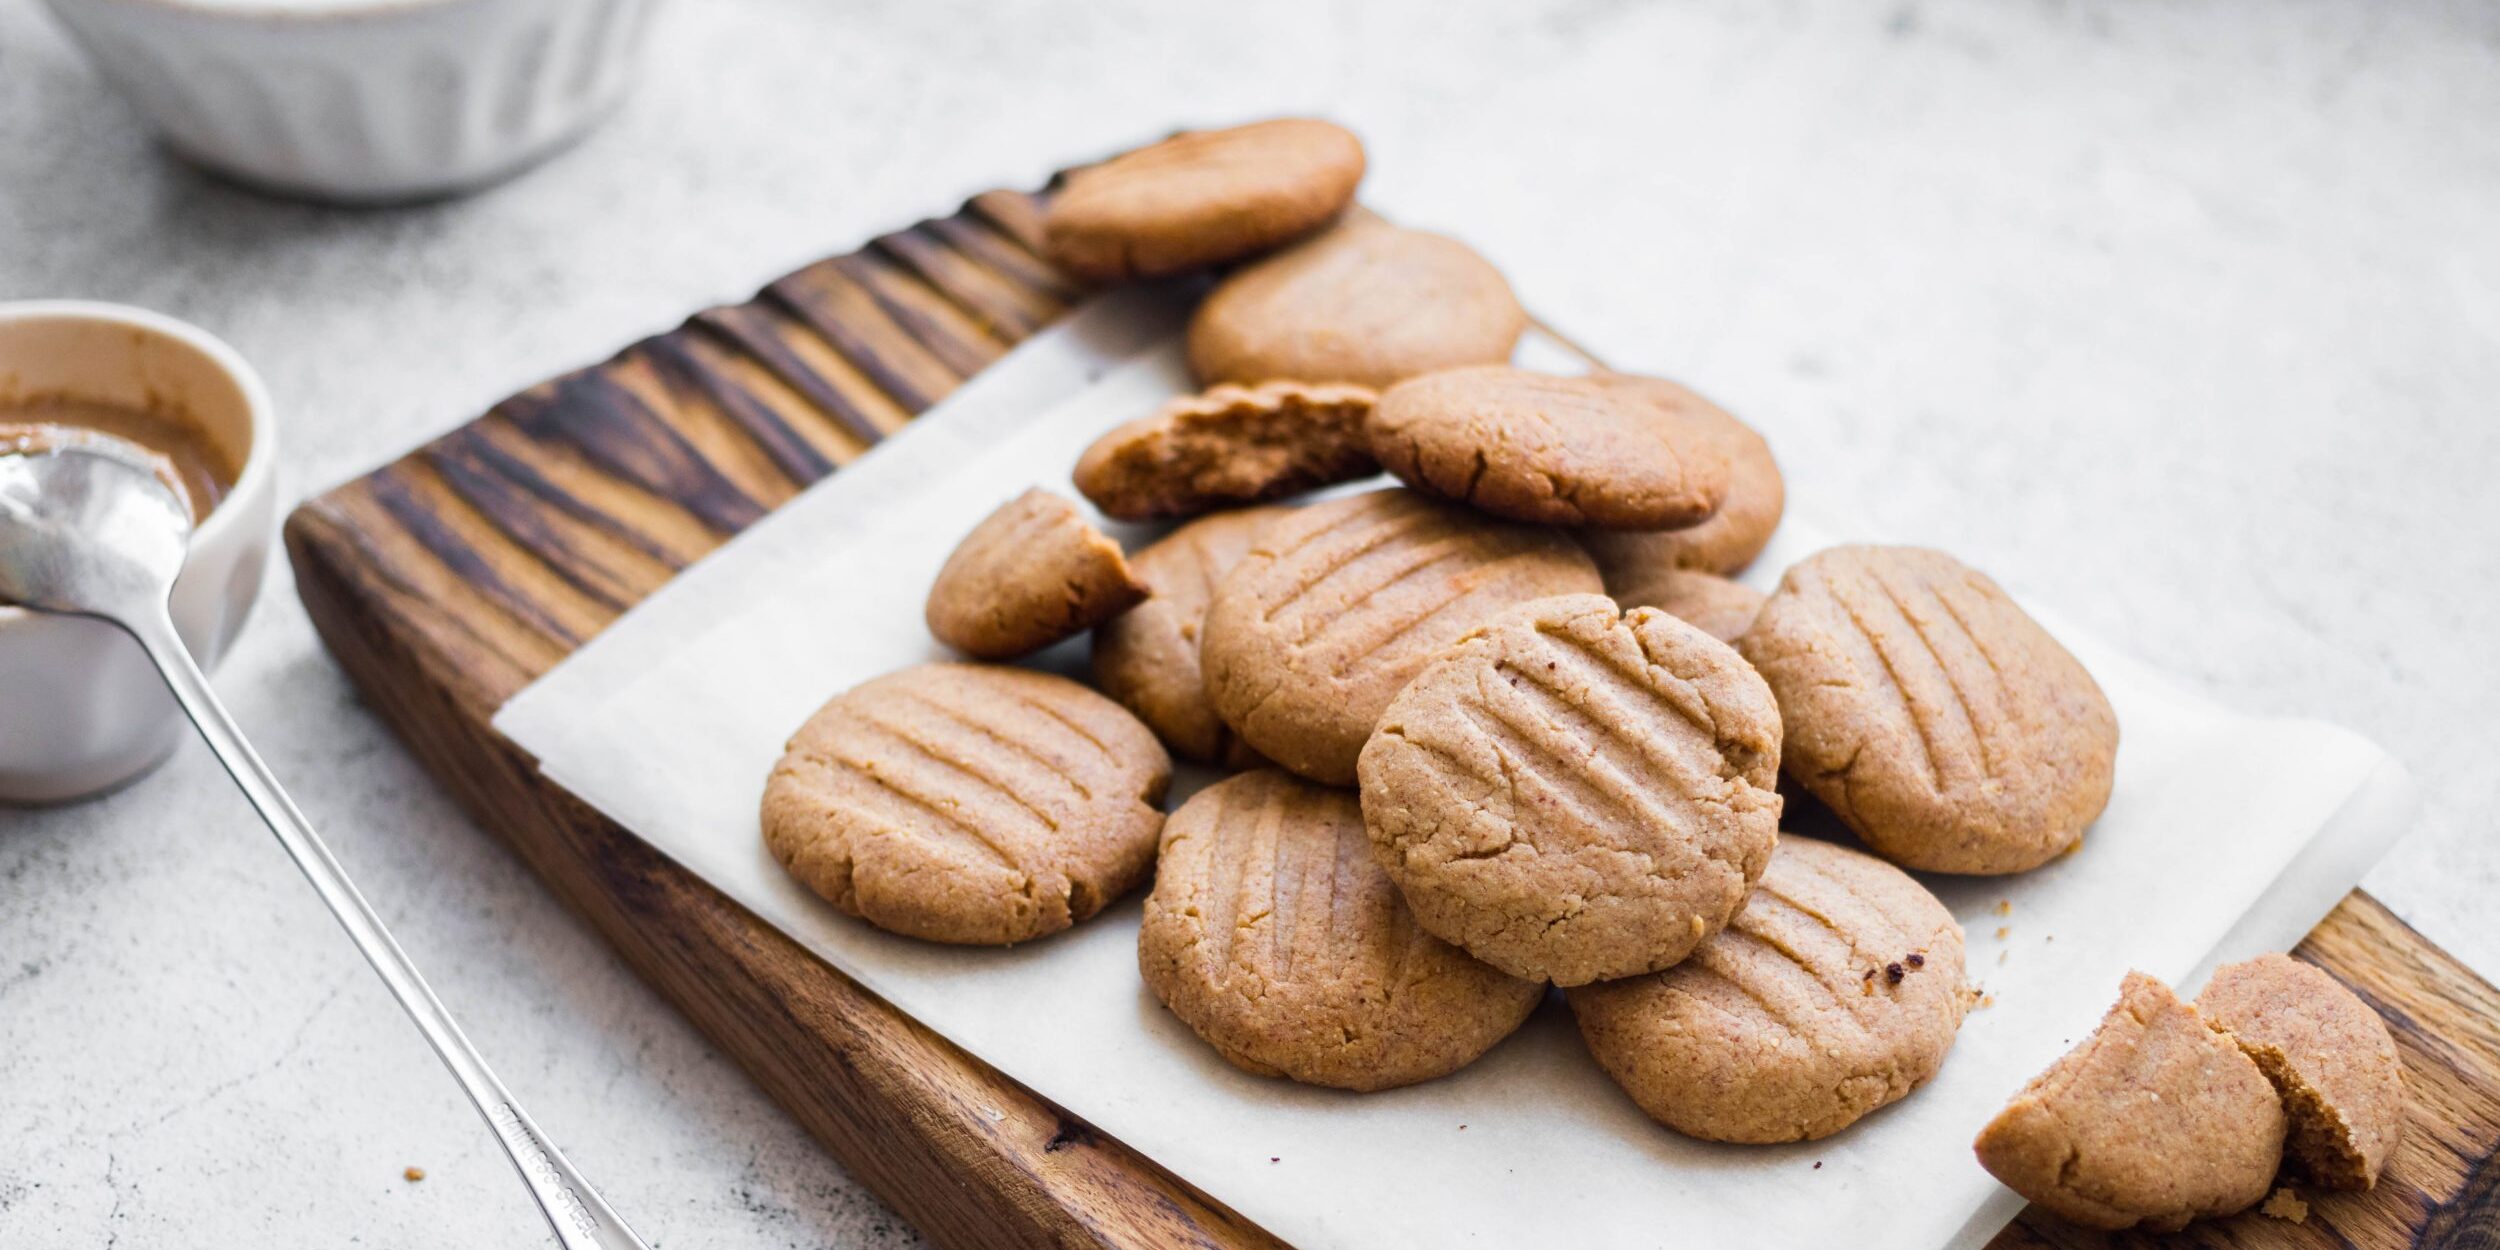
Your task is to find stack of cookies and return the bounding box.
[757,117,2403,1223]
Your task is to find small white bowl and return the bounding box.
[41,0,660,203]
[0,302,279,805]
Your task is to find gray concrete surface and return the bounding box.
[2,0,2495,1245]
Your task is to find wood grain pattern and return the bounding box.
[284,180,2499,1250]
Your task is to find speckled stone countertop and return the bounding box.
[3,1,2495,1245]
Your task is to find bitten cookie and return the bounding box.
[1569,837,1967,1142]
[1357,594,1781,984]
[2198,953,2405,1190]
[1975,972,2286,1231]
[1091,506,1289,766]
[1073,381,1377,521]
[1139,771,1544,1091]
[760,664,1172,945]
[1368,366,1730,530]
[1581,381,1784,577]
[1187,216,1527,389]
[1042,118,1366,284]
[926,488,1148,659]
[1199,489,1600,785]
[1609,568,1765,644]
[1736,545,2118,874]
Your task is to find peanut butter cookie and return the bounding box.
[1368,366,1730,529]
[926,488,1148,659]
[1736,545,2118,875]
[1358,594,1782,985]
[1581,382,1784,577]
[1139,770,1543,1091]
[1611,568,1766,643]
[1569,836,1966,1142]
[1187,216,1527,389]
[2199,953,2404,1190]
[1091,506,1289,766]
[1975,971,2286,1230]
[1199,489,1600,785]
[761,663,1171,945]
[1073,381,1378,522]
[1043,118,1366,284]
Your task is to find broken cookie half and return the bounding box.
[1974,971,2285,1231]
[2198,953,2405,1191]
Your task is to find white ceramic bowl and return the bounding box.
[40,0,660,203]
[0,302,279,805]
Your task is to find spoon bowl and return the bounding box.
[0,441,194,621]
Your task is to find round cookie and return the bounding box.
[1199,489,1600,785]
[1568,836,1966,1142]
[1975,971,2286,1231]
[1367,366,1730,530]
[760,663,1172,945]
[1043,118,1365,284]
[1612,568,1765,644]
[1736,545,2118,875]
[1091,506,1291,766]
[2197,953,2405,1190]
[1357,594,1783,986]
[1139,770,1544,1091]
[1073,381,1378,522]
[926,488,1148,659]
[1581,382,1784,577]
[1187,216,1527,389]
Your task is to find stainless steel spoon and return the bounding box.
[0,443,651,1250]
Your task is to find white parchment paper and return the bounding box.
[496,290,2416,1250]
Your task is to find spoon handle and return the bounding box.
[123,607,652,1250]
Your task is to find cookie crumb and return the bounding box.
[1998,950,2009,966]
[1812,1161,1823,1170]
[1270,1156,1280,1164]
[1976,993,1996,1010]
[1994,927,2010,940]
[2260,1187,2309,1222]
[1993,901,2012,917]
[403,1167,425,1183]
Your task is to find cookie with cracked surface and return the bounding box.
[1199,489,1601,785]
[1610,568,1765,644]
[1187,216,1527,389]
[1357,593,1782,985]
[1975,971,2286,1230]
[1091,506,1290,766]
[926,488,1148,659]
[1367,366,1731,529]
[1568,836,1966,1142]
[1139,770,1543,1091]
[2198,953,2404,1190]
[1735,545,2117,875]
[761,663,1172,945]
[1043,118,1365,284]
[1073,381,1378,522]
[1581,382,1784,577]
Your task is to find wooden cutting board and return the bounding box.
[283,179,2500,1250]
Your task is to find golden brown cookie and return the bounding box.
[1199,489,1600,785]
[1042,118,1366,284]
[1607,568,1765,644]
[760,663,1171,945]
[2198,953,2404,1190]
[1736,545,2118,875]
[1581,382,1784,577]
[1186,216,1527,389]
[1975,971,2286,1231]
[1091,506,1289,766]
[1569,837,1966,1142]
[1139,770,1543,1091]
[1357,594,1781,984]
[1072,381,1378,522]
[1367,366,1731,530]
[925,488,1148,659]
